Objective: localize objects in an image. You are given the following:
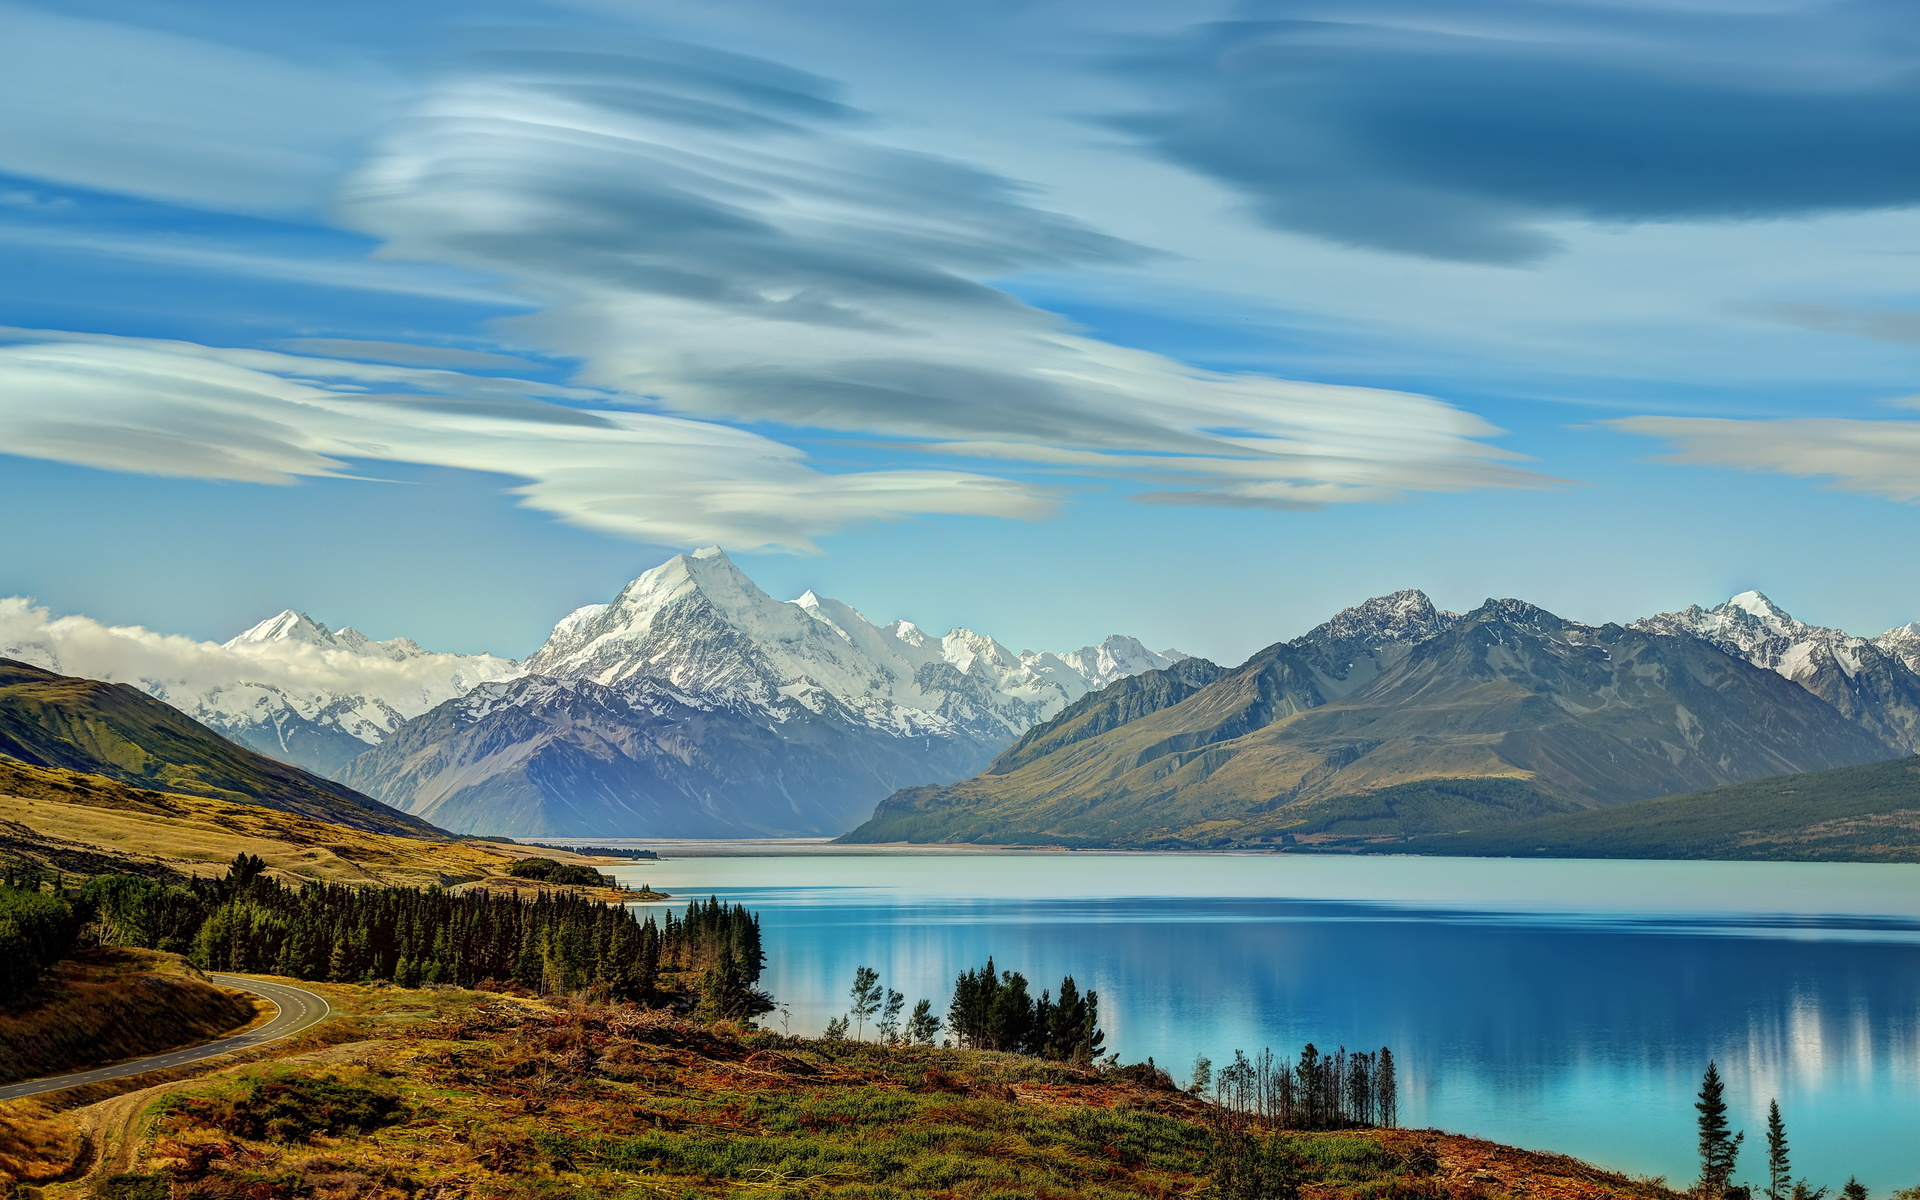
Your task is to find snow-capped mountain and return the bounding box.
[0,598,519,774]
[523,547,1178,743]
[342,548,1186,837]
[1631,591,1920,752]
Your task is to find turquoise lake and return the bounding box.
[604,850,1920,1190]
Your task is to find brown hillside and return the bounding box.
[0,658,439,838]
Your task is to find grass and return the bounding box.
[0,977,1690,1200]
[0,758,625,887]
[0,948,257,1084]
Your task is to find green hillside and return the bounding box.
[0,657,442,837]
[1400,755,1920,861]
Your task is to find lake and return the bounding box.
[604,850,1920,1191]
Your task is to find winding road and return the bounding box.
[0,975,332,1100]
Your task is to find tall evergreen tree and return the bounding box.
[906,998,941,1045]
[877,988,905,1043]
[1697,1062,1745,1199]
[849,966,882,1039]
[1766,1100,1790,1200]
[1840,1178,1867,1200]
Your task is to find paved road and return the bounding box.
[0,975,332,1100]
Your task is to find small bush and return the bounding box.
[167,1071,410,1143]
[94,1173,169,1200]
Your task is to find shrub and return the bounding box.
[94,1174,169,1200]
[167,1072,410,1143]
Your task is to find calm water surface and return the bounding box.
[604,852,1920,1190]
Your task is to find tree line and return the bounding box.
[82,855,769,1016]
[1201,1044,1398,1131]
[819,957,1106,1064]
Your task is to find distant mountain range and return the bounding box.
[843,590,1910,847]
[13,566,1920,848]
[0,599,516,775]
[338,549,1185,836]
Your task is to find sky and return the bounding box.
[7,0,1920,665]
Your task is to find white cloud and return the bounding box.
[1611,415,1920,503]
[0,332,1053,550]
[0,597,517,738]
[335,34,1549,509]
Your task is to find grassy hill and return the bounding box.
[0,758,616,887]
[1400,755,1920,861]
[0,658,436,837]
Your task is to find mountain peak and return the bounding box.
[225,610,336,650]
[1724,590,1798,626]
[1298,588,1455,652]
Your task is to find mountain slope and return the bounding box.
[843,595,1897,847]
[344,548,1187,837]
[0,757,619,885]
[1633,591,1920,753]
[0,657,442,836]
[1400,755,1920,862]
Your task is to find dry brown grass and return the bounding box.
[0,949,259,1085]
[0,760,618,887]
[0,976,1689,1200]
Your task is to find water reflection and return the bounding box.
[609,855,1920,1189]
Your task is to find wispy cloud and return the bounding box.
[1108,0,1920,264]
[0,331,1053,550]
[1611,415,1920,503]
[330,32,1545,510]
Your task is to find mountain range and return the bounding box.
[12,561,1920,846]
[337,548,1185,836]
[2,554,1183,837]
[844,590,1909,847]
[0,599,516,775]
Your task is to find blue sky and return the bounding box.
[6,0,1920,664]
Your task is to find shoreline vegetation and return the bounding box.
[0,977,1693,1200]
[4,857,1915,1200]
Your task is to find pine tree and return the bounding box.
[1377,1048,1398,1129]
[1766,1100,1790,1200]
[907,998,941,1045]
[877,988,905,1043]
[1840,1178,1867,1200]
[848,966,882,1039]
[1697,1062,1745,1199]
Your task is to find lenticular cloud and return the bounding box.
[336,33,1550,511]
[0,331,1051,551]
